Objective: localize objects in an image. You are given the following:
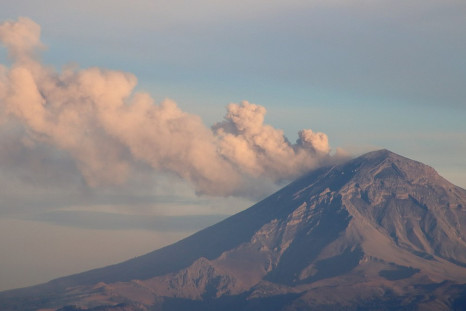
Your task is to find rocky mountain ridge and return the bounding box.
[2,149,466,310]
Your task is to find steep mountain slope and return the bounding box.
[2,149,466,310]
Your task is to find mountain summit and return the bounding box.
[2,150,466,310]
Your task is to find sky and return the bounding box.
[0,0,465,291]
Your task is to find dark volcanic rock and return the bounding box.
[2,149,466,310]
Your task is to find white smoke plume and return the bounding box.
[0,17,332,197]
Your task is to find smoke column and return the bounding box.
[0,17,333,197]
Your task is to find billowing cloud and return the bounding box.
[0,17,333,197]
[213,102,330,181]
[0,17,44,60]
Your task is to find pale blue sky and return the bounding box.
[0,0,465,291]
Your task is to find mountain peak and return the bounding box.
[353,148,414,167]
[340,149,442,187]
[287,149,441,203]
[2,150,466,310]
[360,148,394,159]
[357,148,413,167]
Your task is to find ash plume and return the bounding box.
[0,17,334,197]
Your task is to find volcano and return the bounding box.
[2,149,466,310]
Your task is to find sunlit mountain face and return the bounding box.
[1,150,466,311]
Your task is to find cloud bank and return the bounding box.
[0,17,333,197]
